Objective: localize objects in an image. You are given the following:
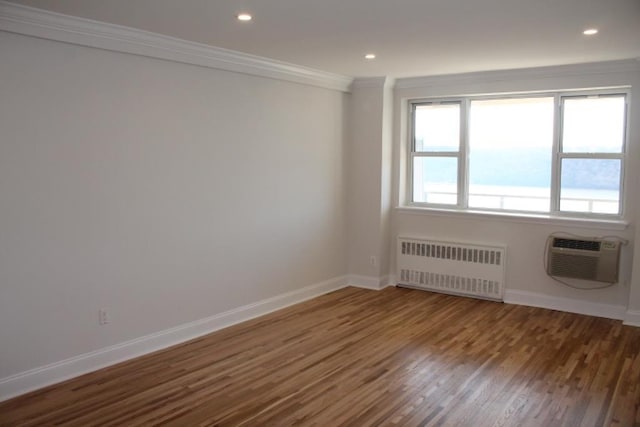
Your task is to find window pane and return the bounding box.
[468,97,554,212]
[413,157,457,204]
[560,158,621,214]
[414,103,460,152]
[562,96,625,153]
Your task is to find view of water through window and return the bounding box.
[412,94,624,215]
[468,97,553,212]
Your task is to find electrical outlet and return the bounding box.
[99,309,110,325]
[370,256,377,267]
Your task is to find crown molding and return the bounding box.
[395,59,640,90]
[351,77,396,90]
[0,1,353,92]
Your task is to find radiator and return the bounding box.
[396,237,506,301]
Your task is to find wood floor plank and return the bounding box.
[1,286,639,426]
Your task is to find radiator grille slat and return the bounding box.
[397,237,506,301]
[401,240,503,266]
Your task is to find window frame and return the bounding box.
[409,99,466,207]
[407,89,629,219]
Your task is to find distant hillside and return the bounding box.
[424,148,619,190]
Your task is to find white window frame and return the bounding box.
[407,89,629,218]
[409,99,466,207]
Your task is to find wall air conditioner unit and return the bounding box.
[546,237,621,283]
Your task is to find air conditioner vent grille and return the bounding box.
[549,253,598,280]
[552,238,601,251]
[546,236,621,283]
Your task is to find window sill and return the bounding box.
[395,206,629,231]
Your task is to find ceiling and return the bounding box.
[6,0,640,78]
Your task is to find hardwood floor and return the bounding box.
[1,286,639,426]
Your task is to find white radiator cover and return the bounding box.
[396,237,507,301]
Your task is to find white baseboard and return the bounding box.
[347,275,393,290]
[0,275,348,402]
[504,289,626,320]
[7,280,630,402]
[386,275,397,287]
[623,310,640,327]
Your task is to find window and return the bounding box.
[559,96,625,214]
[409,91,627,217]
[412,102,461,205]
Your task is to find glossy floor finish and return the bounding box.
[1,286,639,426]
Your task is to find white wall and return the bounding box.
[390,61,640,321]
[346,78,393,287]
[1,20,638,403]
[0,31,348,382]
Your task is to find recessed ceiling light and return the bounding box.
[237,13,252,22]
[583,28,598,35]
[364,53,376,60]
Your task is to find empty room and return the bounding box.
[1,0,640,425]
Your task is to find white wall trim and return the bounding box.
[504,289,626,321]
[348,275,392,290]
[2,279,632,402]
[395,206,629,231]
[395,59,640,89]
[623,310,640,327]
[0,275,348,403]
[351,77,387,88]
[386,275,397,287]
[0,1,353,92]
[382,275,396,288]
[351,77,396,90]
